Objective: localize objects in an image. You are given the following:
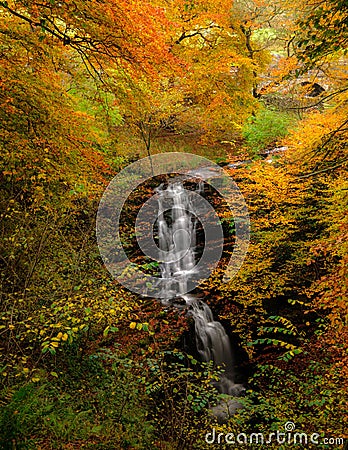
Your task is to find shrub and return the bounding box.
[242,109,294,154]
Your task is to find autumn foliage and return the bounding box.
[0,0,347,448]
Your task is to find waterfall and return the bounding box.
[156,182,196,298]
[156,180,240,395]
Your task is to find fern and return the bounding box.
[248,314,306,361]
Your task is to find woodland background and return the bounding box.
[0,0,347,448]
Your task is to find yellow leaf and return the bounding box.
[61,333,68,341]
[129,322,136,329]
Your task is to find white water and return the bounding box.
[157,182,196,297]
[156,181,240,395]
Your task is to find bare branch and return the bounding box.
[298,158,348,178]
[287,87,348,111]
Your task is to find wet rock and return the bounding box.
[210,398,244,424]
[172,297,187,308]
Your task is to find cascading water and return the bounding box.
[156,180,242,397]
[156,182,196,298]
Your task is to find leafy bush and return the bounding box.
[0,349,154,449]
[242,109,294,154]
[144,351,223,449]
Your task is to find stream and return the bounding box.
[156,173,245,422]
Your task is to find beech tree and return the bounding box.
[0,0,175,77]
